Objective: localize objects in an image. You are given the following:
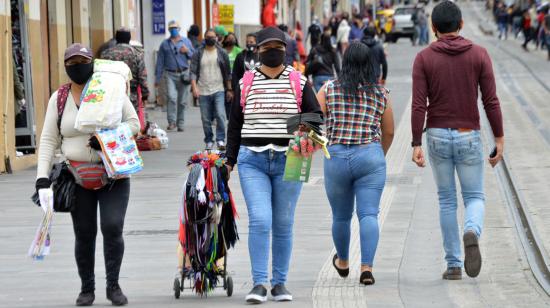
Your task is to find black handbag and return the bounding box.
[32,162,77,212]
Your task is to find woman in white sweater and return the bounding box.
[35,43,139,306]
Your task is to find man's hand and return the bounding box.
[226,90,234,102]
[489,136,504,168]
[179,45,189,54]
[192,87,200,98]
[154,82,159,88]
[225,164,233,181]
[412,146,426,167]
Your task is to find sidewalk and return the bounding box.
[0,105,335,307]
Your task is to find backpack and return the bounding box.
[240,70,303,112]
[56,83,72,131]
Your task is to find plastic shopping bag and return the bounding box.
[75,59,132,133]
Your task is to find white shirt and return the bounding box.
[198,48,225,96]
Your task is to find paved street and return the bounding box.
[2,2,550,307]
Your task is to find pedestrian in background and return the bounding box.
[349,13,366,42]
[337,12,351,53]
[188,24,202,50]
[305,32,340,91]
[307,16,323,48]
[36,44,139,306]
[495,3,509,40]
[521,9,534,51]
[411,1,504,281]
[101,27,149,111]
[215,25,228,45]
[225,26,321,304]
[361,26,388,85]
[190,29,232,150]
[223,32,242,71]
[155,20,194,132]
[544,10,550,60]
[232,33,259,93]
[417,8,430,45]
[278,24,300,66]
[315,41,395,286]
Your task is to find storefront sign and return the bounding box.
[218,4,234,33]
[152,0,165,35]
[212,3,220,27]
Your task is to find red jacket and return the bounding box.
[411,36,503,144]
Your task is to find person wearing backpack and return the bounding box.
[35,44,140,306]
[225,26,322,304]
[360,26,388,85]
[305,32,340,92]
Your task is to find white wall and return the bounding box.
[142,0,194,101]
[216,0,261,25]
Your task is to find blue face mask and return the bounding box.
[169,28,179,38]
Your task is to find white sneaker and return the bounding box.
[205,142,214,150]
[217,141,226,151]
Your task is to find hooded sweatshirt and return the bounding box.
[361,36,388,81]
[411,36,503,144]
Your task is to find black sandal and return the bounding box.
[360,271,375,285]
[332,254,349,278]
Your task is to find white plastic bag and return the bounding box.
[75,59,132,133]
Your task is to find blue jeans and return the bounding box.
[198,91,226,144]
[427,128,485,268]
[324,143,386,266]
[419,25,429,45]
[164,70,190,128]
[498,22,508,39]
[313,75,332,92]
[237,146,303,286]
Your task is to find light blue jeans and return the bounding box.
[237,146,303,286]
[313,75,332,92]
[427,128,485,268]
[164,70,190,128]
[199,91,226,144]
[324,143,386,266]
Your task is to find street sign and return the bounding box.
[152,0,165,35]
[219,4,234,33]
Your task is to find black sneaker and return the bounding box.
[245,285,267,304]
[106,284,128,306]
[442,267,462,280]
[271,284,293,302]
[463,231,482,278]
[76,291,95,306]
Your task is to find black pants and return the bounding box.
[523,27,534,47]
[70,179,130,293]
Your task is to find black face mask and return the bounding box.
[246,44,256,52]
[65,62,93,85]
[205,37,217,46]
[259,48,285,67]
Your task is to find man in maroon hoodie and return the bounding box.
[411,1,504,280]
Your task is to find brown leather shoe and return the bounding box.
[442,267,462,280]
[464,231,482,278]
[167,124,176,131]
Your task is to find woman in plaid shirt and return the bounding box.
[316,41,395,286]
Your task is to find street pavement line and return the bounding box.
[312,99,412,308]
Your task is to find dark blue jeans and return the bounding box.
[199,91,226,144]
[324,143,386,266]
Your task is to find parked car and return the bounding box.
[387,5,422,43]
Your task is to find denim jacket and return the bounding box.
[190,45,232,89]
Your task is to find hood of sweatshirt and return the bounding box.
[361,37,377,47]
[430,35,473,55]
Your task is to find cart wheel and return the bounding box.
[173,278,181,299]
[226,276,233,297]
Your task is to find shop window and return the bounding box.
[11,0,36,154]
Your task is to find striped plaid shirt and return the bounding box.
[324,80,388,145]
